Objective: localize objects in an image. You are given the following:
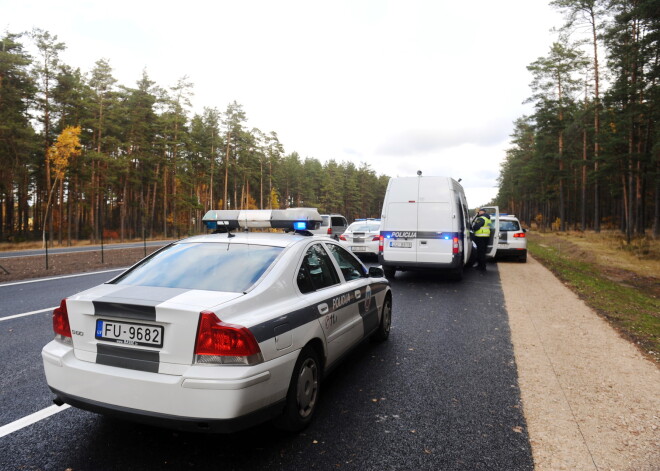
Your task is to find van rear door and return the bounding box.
[382,178,418,263]
[417,177,453,264]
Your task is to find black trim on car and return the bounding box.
[96,343,160,373]
[50,387,285,433]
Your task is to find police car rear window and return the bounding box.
[499,220,521,231]
[112,243,282,292]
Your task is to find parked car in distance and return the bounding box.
[339,219,381,257]
[495,214,527,262]
[309,214,348,239]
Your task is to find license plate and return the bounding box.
[351,246,366,252]
[95,319,164,348]
[390,241,412,248]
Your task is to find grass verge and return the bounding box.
[528,234,659,365]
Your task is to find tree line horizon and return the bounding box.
[2,0,658,246]
[0,29,390,245]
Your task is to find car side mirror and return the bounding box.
[368,266,384,278]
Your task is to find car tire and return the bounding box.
[371,295,392,342]
[384,267,396,279]
[274,345,321,432]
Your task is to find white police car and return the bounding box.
[42,208,392,433]
[339,219,381,256]
[496,214,527,262]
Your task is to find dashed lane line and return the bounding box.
[0,404,71,438]
[0,307,57,322]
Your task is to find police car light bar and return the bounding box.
[202,208,322,231]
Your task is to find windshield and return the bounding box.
[112,242,282,292]
[347,223,380,232]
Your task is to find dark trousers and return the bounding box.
[474,236,489,270]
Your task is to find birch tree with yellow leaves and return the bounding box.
[42,126,81,247]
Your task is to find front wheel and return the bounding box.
[371,295,392,342]
[274,346,321,432]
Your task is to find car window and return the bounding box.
[325,243,367,281]
[331,216,346,226]
[112,243,282,292]
[347,223,380,232]
[321,216,330,226]
[500,220,521,231]
[297,244,340,294]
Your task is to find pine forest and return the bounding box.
[1,0,659,246]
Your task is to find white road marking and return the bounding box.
[0,268,126,288]
[0,307,57,322]
[0,404,71,438]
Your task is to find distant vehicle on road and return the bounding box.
[309,214,348,239]
[339,219,381,257]
[378,174,480,280]
[493,214,527,263]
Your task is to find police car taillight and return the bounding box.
[53,299,72,344]
[372,236,380,241]
[194,311,263,366]
[339,234,347,241]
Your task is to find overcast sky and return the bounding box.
[3,0,563,207]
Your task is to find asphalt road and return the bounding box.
[0,265,532,471]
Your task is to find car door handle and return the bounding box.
[318,303,329,315]
[354,290,361,299]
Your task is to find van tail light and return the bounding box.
[339,235,347,241]
[194,311,263,365]
[513,232,526,238]
[327,227,332,235]
[379,235,384,253]
[53,299,72,344]
[452,236,460,254]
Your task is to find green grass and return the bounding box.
[528,238,660,364]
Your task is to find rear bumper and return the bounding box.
[495,248,527,259]
[378,253,462,270]
[50,387,284,433]
[42,340,297,432]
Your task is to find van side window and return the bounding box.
[325,244,367,281]
[297,244,340,294]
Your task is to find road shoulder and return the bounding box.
[499,256,660,471]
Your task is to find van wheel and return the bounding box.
[274,346,321,432]
[371,295,392,342]
[384,267,396,279]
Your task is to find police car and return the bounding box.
[495,214,527,263]
[42,208,392,433]
[339,219,381,256]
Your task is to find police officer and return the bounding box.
[472,208,491,272]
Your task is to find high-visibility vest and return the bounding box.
[474,216,491,237]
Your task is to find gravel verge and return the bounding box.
[499,256,660,471]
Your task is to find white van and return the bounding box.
[378,175,488,280]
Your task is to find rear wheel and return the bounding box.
[274,346,321,432]
[371,295,392,342]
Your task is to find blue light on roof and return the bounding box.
[293,221,307,230]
